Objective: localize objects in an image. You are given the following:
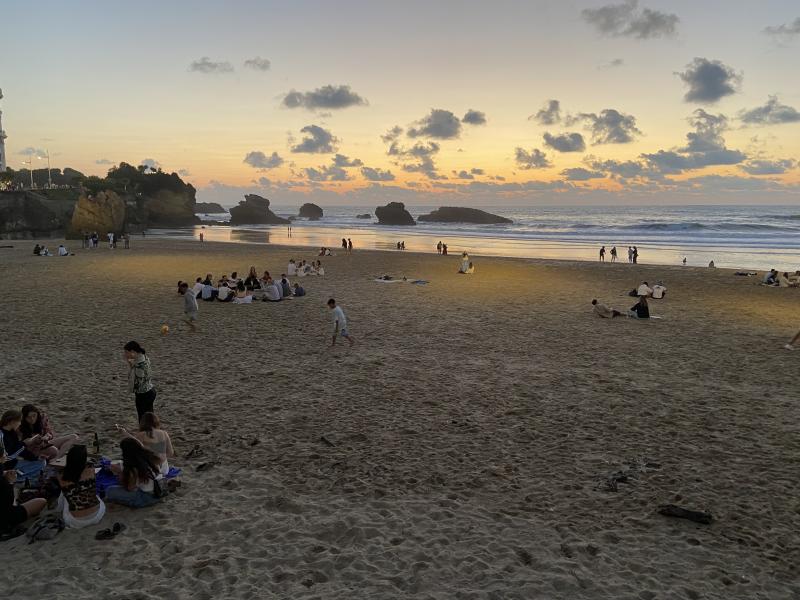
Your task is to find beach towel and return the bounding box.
[95,460,181,498]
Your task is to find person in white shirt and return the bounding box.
[191,278,204,297]
[57,244,69,256]
[217,285,233,302]
[108,232,114,248]
[287,260,297,276]
[327,298,354,347]
[651,282,667,299]
[637,282,653,297]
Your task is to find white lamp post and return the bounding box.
[37,149,51,188]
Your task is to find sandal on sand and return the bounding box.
[95,522,126,541]
[112,522,126,535]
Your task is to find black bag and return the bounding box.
[26,515,65,543]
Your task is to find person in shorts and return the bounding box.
[327,299,354,347]
[179,282,198,331]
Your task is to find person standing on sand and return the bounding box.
[124,341,157,421]
[342,238,348,251]
[442,243,448,255]
[199,232,204,243]
[610,246,617,262]
[599,246,606,262]
[348,238,353,254]
[179,281,198,332]
[633,246,639,264]
[437,241,442,254]
[328,298,354,347]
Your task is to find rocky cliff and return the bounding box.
[143,190,199,227]
[298,203,323,220]
[417,206,512,224]
[0,191,66,238]
[375,202,416,226]
[68,190,127,236]
[229,194,290,225]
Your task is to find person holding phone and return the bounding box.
[1,451,46,537]
[124,341,157,420]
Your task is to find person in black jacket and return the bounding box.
[629,296,650,319]
[0,455,46,536]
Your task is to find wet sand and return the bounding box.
[2,238,799,599]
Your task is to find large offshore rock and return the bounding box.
[298,203,323,220]
[143,190,199,226]
[229,194,289,225]
[0,191,64,238]
[194,202,227,213]
[375,202,415,226]
[417,206,512,224]
[68,190,126,236]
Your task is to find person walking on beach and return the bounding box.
[124,341,157,421]
[347,238,353,254]
[599,246,606,262]
[627,247,633,263]
[610,246,617,262]
[342,238,347,251]
[437,241,442,254]
[179,281,198,332]
[442,243,448,255]
[328,299,354,347]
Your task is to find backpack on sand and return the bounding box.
[26,515,65,544]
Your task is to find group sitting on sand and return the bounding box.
[181,266,308,305]
[288,259,325,277]
[762,269,800,288]
[1,402,178,540]
[458,252,475,274]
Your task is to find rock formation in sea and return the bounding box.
[356,213,371,219]
[298,203,323,220]
[417,206,512,224]
[229,194,290,225]
[194,202,227,213]
[375,202,415,226]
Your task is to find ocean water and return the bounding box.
[153,205,800,271]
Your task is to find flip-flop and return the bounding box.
[112,522,127,535]
[95,528,114,541]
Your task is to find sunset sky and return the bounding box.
[2,0,799,205]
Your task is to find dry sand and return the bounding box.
[1,238,799,599]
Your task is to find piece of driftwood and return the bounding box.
[658,504,713,524]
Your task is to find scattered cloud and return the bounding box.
[282,85,367,110]
[178,169,191,177]
[140,158,160,171]
[530,99,561,125]
[17,147,46,156]
[304,165,350,182]
[599,58,625,70]
[188,57,234,74]
[514,147,552,169]
[361,166,396,181]
[453,170,475,180]
[408,109,462,139]
[561,167,605,181]
[332,154,363,167]
[569,109,641,144]
[585,157,650,179]
[764,17,800,39]
[470,168,485,175]
[543,132,586,152]
[381,126,403,143]
[642,109,746,173]
[581,0,679,39]
[677,58,741,104]
[95,158,113,165]
[243,151,284,169]
[739,159,797,175]
[243,57,271,71]
[739,96,800,126]
[462,109,487,125]
[290,125,338,153]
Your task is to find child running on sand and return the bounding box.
[328,299,354,347]
[179,282,198,331]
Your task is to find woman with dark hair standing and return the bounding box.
[57,445,105,528]
[106,438,162,508]
[20,404,78,461]
[124,341,156,420]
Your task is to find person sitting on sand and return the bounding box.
[1,459,46,537]
[200,280,217,301]
[591,299,623,318]
[280,275,292,297]
[287,260,297,276]
[57,445,106,528]
[629,296,650,319]
[106,438,163,508]
[293,283,305,297]
[1,410,45,480]
[263,279,282,302]
[315,261,325,276]
[244,267,261,290]
[58,244,69,256]
[636,282,653,297]
[118,413,174,476]
[651,281,667,299]
[20,404,78,461]
[33,244,41,256]
[777,272,796,288]
[233,281,254,304]
[230,271,240,284]
[763,269,778,285]
[460,252,470,273]
[191,277,204,297]
[216,282,233,302]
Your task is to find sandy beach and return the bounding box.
[2,238,799,599]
